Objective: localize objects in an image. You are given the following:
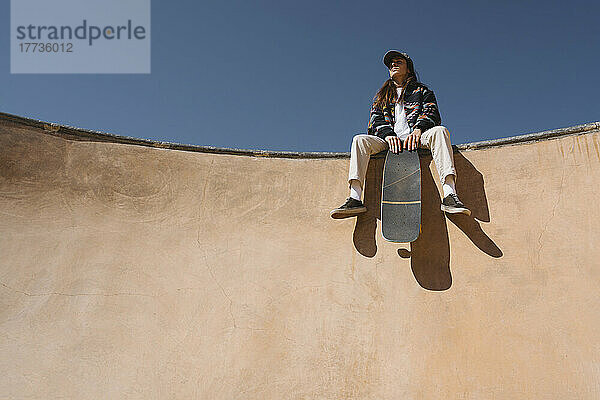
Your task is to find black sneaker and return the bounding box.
[330,197,367,219]
[441,193,471,215]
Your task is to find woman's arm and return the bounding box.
[413,86,441,132]
[367,103,395,139]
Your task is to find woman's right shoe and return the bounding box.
[330,197,367,219]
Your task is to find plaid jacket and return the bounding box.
[367,80,442,139]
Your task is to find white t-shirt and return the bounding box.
[394,87,412,140]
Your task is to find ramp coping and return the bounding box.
[1,111,598,159]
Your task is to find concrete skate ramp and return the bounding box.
[1,112,600,399]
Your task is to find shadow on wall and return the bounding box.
[352,149,502,291]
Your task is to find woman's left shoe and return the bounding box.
[441,193,471,215]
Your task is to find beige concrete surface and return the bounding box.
[1,114,600,399]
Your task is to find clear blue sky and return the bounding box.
[2,0,598,152]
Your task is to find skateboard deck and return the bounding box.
[381,149,421,242]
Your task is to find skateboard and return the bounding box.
[381,149,421,242]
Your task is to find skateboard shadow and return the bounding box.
[353,149,502,291]
[409,153,452,290]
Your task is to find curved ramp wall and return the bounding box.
[1,112,599,399]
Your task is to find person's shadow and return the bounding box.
[353,148,502,291]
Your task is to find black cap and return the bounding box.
[383,50,411,68]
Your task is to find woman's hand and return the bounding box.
[404,129,422,151]
[385,136,402,153]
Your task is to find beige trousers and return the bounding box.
[348,125,456,189]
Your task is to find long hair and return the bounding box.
[373,56,419,110]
